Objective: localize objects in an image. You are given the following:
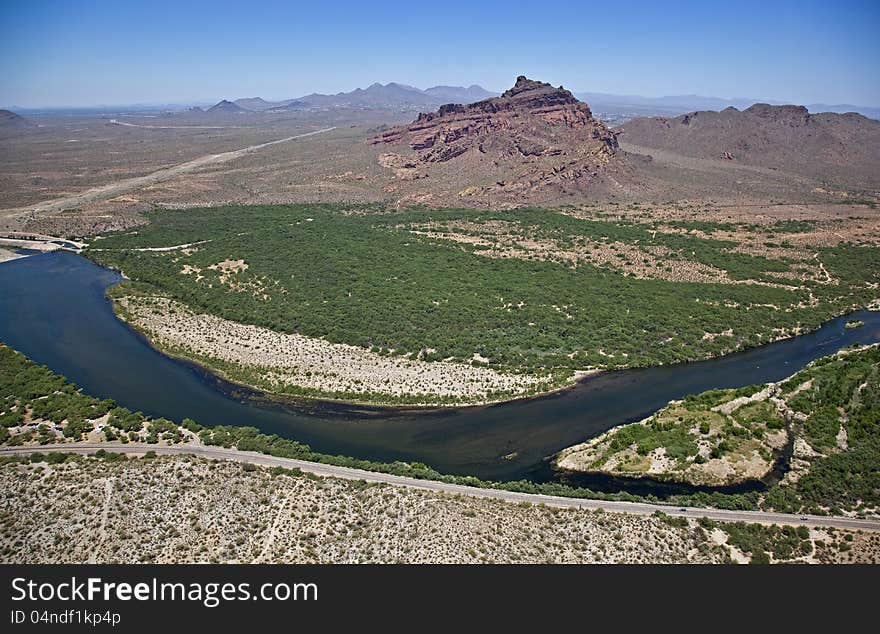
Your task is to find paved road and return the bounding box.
[0,127,336,220]
[3,443,878,532]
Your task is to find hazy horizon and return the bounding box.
[1,0,878,109]
[4,85,880,112]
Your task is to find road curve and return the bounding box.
[3,443,878,532]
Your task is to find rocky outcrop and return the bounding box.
[373,76,618,161]
[369,76,627,205]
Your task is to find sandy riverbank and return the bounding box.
[111,292,591,407]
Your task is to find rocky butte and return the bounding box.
[370,76,635,207]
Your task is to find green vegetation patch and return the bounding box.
[701,519,812,563]
[732,401,785,432]
[0,346,115,440]
[608,413,700,460]
[85,205,879,373]
[768,346,880,514]
[563,386,788,485]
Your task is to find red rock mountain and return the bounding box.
[374,75,618,161]
[370,76,633,206]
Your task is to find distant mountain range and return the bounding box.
[576,92,880,121]
[208,86,878,121]
[423,85,498,104]
[229,83,497,113]
[0,109,34,126]
[6,86,876,121]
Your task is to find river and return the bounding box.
[1,251,878,485]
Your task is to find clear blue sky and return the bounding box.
[1,0,878,107]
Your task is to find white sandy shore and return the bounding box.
[115,294,569,405]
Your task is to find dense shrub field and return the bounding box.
[86,204,879,372]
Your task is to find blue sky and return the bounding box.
[1,0,878,107]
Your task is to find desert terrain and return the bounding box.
[3,453,878,564]
[2,76,877,241]
[2,74,879,565]
[2,77,878,412]
[0,109,403,236]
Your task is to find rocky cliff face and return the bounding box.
[369,76,630,206]
[374,75,618,160]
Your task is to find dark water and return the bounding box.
[1,251,878,483]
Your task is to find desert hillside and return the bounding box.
[620,104,880,190]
